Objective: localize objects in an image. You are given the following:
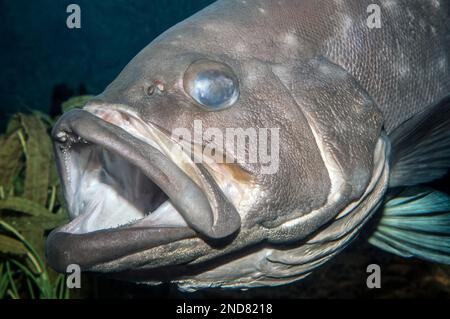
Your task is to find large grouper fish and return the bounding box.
[46,0,450,290]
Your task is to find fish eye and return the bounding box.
[183,60,239,110]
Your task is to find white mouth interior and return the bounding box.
[60,104,256,235]
[62,142,188,234]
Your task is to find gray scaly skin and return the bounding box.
[47,0,450,290]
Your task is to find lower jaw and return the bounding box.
[47,109,213,272]
[46,225,196,273]
[48,108,245,274]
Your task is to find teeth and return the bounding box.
[55,131,68,143]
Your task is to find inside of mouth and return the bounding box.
[62,141,188,234]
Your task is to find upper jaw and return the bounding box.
[47,107,241,273]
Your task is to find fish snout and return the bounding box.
[48,107,244,272]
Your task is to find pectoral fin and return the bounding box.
[389,95,450,187]
[369,187,450,264]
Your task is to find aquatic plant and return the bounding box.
[62,95,93,113]
[0,221,69,299]
[0,99,90,299]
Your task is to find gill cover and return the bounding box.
[268,57,385,242]
[176,58,389,290]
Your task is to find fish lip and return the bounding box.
[47,108,240,272]
[46,225,196,273]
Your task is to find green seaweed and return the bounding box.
[0,197,57,217]
[0,221,69,299]
[0,129,24,195]
[0,106,72,299]
[61,95,93,113]
[20,114,52,206]
[0,234,27,256]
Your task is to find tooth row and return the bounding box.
[57,131,89,147]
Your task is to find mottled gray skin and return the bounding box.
[47,0,450,290]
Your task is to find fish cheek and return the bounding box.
[224,82,332,229]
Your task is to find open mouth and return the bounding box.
[61,141,187,233]
[46,106,241,272]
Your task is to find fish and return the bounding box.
[46,0,450,291]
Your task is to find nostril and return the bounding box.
[146,85,156,96]
[154,81,165,93]
[146,81,165,97]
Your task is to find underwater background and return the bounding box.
[0,0,449,298]
[0,0,214,130]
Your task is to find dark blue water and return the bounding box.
[0,0,214,128]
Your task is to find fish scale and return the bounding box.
[47,0,450,290]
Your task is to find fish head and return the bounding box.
[46,2,388,290]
